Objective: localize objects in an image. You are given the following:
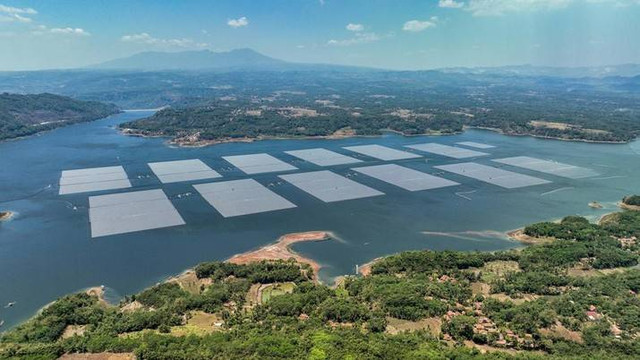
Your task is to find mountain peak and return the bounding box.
[92,48,285,71]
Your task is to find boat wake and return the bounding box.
[540,187,574,196]
[455,190,477,201]
[421,230,508,242]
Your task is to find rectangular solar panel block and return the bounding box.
[194,179,296,217]
[60,171,128,186]
[60,179,132,195]
[405,143,488,159]
[343,144,422,161]
[352,164,459,191]
[222,153,298,174]
[492,156,598,179]
[279,170,384,203]
[89,188,167,208]
[89,189,185,238]
[148,159,222,184]
[61,165,126,178]
[59,166,131,195]
[285,148,362,166]
[435,162,551,189]
[456,141,495,149]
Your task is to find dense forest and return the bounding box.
[2,208,639,360]
[623,195,640,206]
[114,70,640,143]
[0,93,119,141]
[0,69,638,143]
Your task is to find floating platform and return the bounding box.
[405,143,488,159]
[352,164,459,191]
[59,166,131,195]
[285,148,361,166]
[194,179,296,217]
[343,144,422,161]
[222,153,297,174]
[435,162,551,189]
[148,159,221,184]
[456,141,495,149]
[89,189,185,238]
[279,170,384,203]
[492,156,598,179]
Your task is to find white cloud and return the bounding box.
[439,0,465,8]
[0,4,37,22]
[49,27,90,36]
[346,23,364,32]
[0,4,37,14]
[227,16,248,28]
[402,18,438,32]
[467,0,573,16]
[327,32,380,46]
[0,13,32,22]
[121,32,207,48]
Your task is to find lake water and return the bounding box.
[1,111,638,329]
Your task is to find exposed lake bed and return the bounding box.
[0,111,638,330]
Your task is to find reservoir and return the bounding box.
[0,111,638,329]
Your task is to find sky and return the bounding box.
[1,0,639,71]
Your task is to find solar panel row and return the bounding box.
[59,166,131,195]
[64,143,606,238]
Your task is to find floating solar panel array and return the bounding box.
[89,189,185,238]
[492,156,599,179]
[435,162,551,189]
[59,166,131,195]
[148,159,221,184]
[194,179,296,217]
[406,143,488,159]
[223,153,297,174]
[343,144,422,161]
[279,170,384,203]
[285,148,362,166]
[62,143,598,239]
[352,164,459,192]
[456,141,495,149]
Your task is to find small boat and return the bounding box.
[4,301,16,308]
[0,320,4,327]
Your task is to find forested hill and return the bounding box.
[0,93,120,141]
[2,205,639,359]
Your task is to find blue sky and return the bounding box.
[1,0,639,71]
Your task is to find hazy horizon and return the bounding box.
[1,0,640,71]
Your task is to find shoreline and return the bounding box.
[120,125,632,148]
[163,231,333,291]
[357,222,567,277]
[0,110,123,144]
[226,231,333,281]
[465,126,629,145]
[620,202,640,211]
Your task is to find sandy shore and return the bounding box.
[505,229,555,245]
[620,202,640,211]
[357,257,383,276]
[0,211,13,221]
[227,231,332,281]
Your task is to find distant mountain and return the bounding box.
[91,48,377,72]
[0,93,119,140]
[439,64,640,78]
[93,48,290,71]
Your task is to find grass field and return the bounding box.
[260,282,296,304]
